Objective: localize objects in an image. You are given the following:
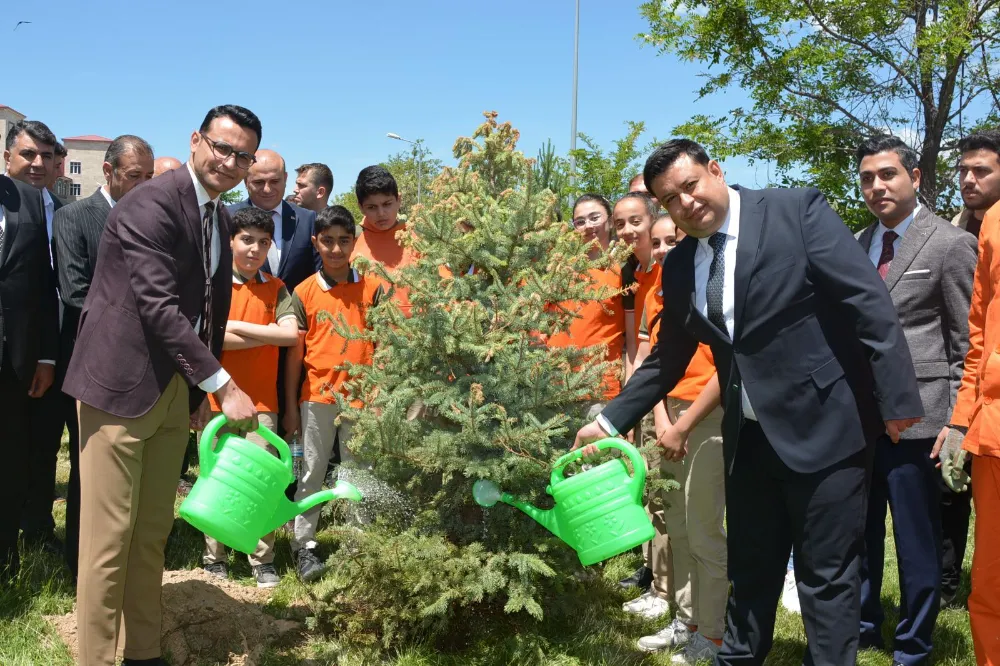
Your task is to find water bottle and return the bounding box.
[290,435,304,480]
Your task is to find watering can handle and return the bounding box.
[198,414,294,479]
[550,438,647,489]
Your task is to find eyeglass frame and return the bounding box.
[199,132,257,170]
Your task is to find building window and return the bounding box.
[69,161,81,175]
[71,183,82,196]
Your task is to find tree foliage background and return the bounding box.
[638,0,1000,229]
[309,112,632,652]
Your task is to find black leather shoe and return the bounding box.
[619,565,653,591]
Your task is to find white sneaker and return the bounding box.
[637,617,693,653]
[671,632,721,664]
[781,569,801,614]
[622,591,671,619]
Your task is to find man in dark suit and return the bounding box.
[51,134,155,579]
[574,140,923,666]
[227,149,319,292]
[0,174,57,580]
[3,119,69,551]
[854,136,977,665]
[63,106,260,666]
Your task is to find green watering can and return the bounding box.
[473,438,654,566]
[179,414,363,554]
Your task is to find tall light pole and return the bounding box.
[387,132,422,204]
[569,0,580,189]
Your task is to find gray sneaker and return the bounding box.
[637,617,693,653]
[296,548,326,583]
[203,561,228,580]
[253,563,280,588]
[671,633,721,664]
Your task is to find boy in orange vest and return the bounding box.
[283,205,382,582]
[353,166,413,315]
[202,207,299,588]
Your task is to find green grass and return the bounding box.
[0,438,978,665]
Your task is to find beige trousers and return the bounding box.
[649,399,728,639]
[293,401,355,551]
[76,374,190,665]
[202,412,278,566]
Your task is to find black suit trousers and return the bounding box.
[718,421,868,666]
[21,387,65,537]
[0,353,31,579]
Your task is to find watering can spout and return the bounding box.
[267,481,364,533]
[501,493,563,541]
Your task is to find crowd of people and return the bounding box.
[1,103,999,666]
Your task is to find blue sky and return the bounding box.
[7,0,758,197]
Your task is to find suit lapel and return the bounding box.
[176,166,206,280]
[733,189,765,342]
[857,224,876,254]
[884,210,933,291]
[0,177,21,269]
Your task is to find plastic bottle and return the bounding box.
[290,435,304,480]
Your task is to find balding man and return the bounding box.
[153,156,182,178]
[228,149,318,291]
[53,135,155,578]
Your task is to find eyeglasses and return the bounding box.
[199,133,256,170]
[572,212,608,229]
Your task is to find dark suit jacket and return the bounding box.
[62,165,233,418]
[0,176,58,386]
[51,187,113,385]
[602,186,923,474]
[227,198,319,290]
[856,207,978,439]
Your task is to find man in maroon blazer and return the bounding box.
[63,105,262,666]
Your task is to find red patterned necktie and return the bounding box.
[877,229,898,280]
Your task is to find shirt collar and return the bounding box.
[187,162,220,210]
[99,185,116,208]
[316,267,359,291]
[876,203,920,240]
[232,267,268,284]
[251,198,283,215]
[697,186,741,247]
[42,188,53,207]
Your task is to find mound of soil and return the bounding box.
[46,568,302,665]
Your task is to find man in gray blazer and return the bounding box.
[854,136,977,666]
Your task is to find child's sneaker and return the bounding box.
[637,617,693,652]
[203,561,228,580]
[671,632,721,664]
[296,547,326,582]
[622,591,671,619]
[253,563,281,588]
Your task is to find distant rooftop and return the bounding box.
[63,135,113,143]
[0,105,26,117]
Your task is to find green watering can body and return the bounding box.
[501,438,655,566]
[179,414,363,554]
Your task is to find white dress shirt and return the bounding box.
[186,163,230,393]
[692,186,756,420]
[867,205,919,267]
[251,201,284,274]
[99,185,116,209]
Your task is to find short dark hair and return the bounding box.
[54,142,67,158]
[231,206,275,239]
[297,163,334,193]
[105,135,154,169]
[315,205,356,237]
[855,135,919,173]
[615,191,659,219]
[5,120,57,151]
[572,193,612,219]
[958,130,1000,159]
[643,139,711,193]
[355,165,399,205]
[199,105,262,149]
